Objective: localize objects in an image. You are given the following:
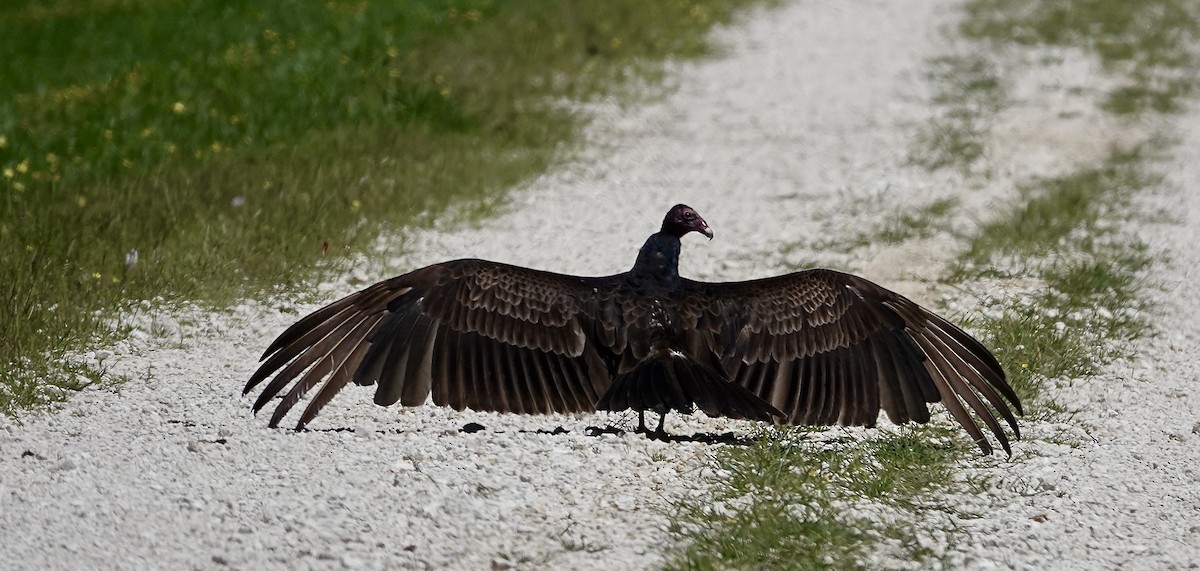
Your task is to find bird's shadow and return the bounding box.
[295,422,754,446]
[582,425,753,446]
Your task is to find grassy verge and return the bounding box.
[845,196,960,252]
[949,146,1156,420]
[0,0,765,414]
[962,0,1200,114]
[910,54,1006,172]
[666,0,1187,567]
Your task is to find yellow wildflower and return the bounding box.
[351,199,362,212]
[17,160,29,173]
[173,101,187,114]
[210,141,223,153]
[111,276,121,284]
[92,272,102,280]
[142,128,153,138]
[122,159,133,168]
[2,168,12,179]
[77,196,87,207]
[167,143,177,154]
[0,135,7,148]
[13,182,24,192]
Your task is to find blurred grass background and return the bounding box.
[0,0,763,413]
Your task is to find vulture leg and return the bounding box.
[633,410,668,438]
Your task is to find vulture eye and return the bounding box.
[683,211,695,221]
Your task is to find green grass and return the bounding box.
[865,197,959,247]
[957,147,1146,265]
[911,54,1006,172]
[811,196,959,256]
[950,146,1155,406]
[0,0,764,414]
[960,245,1153,410]
[962,0,1200,113]
[666,426,962,570]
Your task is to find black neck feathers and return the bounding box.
[632,232,682,284]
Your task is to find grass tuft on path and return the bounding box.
[962,0,1200,113]
[911,54,1007,172]
[952,147,1156,407]
[666,426,962,570]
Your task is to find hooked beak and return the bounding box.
[697,221,714,240]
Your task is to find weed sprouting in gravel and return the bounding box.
[911,54,1007,172]
[666,426,962,570]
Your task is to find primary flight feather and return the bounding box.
[244,204,1022,454]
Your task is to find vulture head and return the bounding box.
[661,204,713,240]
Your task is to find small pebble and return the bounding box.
[491,557,515,570]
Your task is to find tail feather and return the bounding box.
[597,351,783,423]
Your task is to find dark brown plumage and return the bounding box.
[245,204,1022,454]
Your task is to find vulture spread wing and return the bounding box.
[686,269,1022,455]
[244,259,616,429]
[245,204,1021,455]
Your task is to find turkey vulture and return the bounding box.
[244,204,1022,454]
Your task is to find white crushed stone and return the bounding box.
[2,0,1198,569]
[936,114,1200,569]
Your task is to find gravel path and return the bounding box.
[3,1,1198,569]
[943,116,1200,569]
